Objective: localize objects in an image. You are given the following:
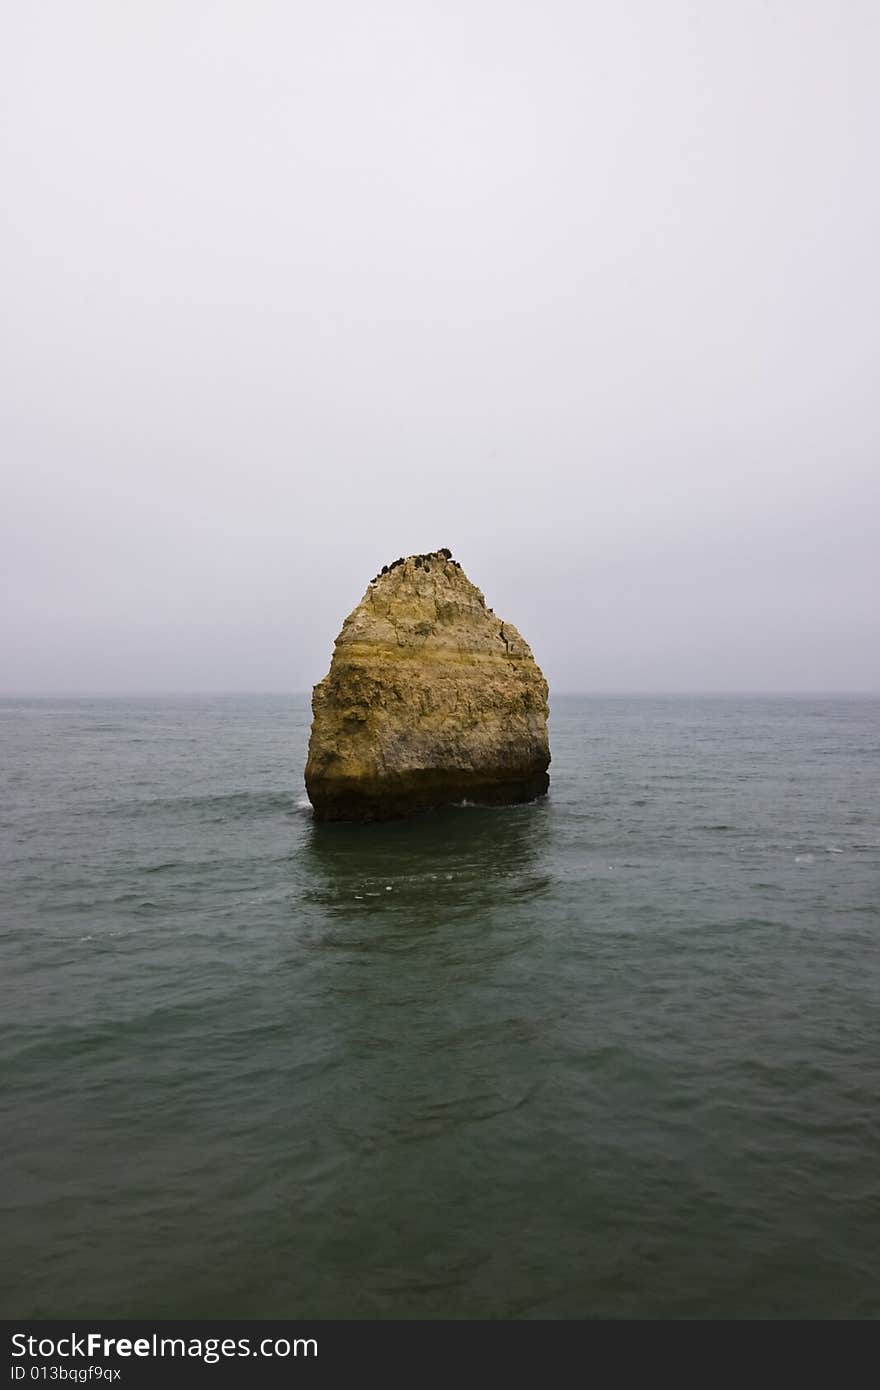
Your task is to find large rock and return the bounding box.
[305,550,550,821]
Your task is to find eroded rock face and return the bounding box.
[305,550,550,821]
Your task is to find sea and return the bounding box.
[1,694,878,1319]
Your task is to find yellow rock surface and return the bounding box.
[305,551,550,821]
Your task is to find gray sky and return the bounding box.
[2,1,878,694]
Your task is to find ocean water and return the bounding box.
[1,694,879,1320]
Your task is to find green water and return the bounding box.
[1,695,878,1317]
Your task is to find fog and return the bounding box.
[2,2,878,694]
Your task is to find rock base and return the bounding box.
[308,768,550,823]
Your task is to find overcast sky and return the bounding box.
[2,1,878,694]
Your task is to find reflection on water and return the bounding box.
[302,800,553,932]
[284,801,558,1312]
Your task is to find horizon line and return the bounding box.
[2,688,879,700]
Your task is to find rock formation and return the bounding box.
[305,550,550,821]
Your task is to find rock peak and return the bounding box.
[370,548,457,583]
